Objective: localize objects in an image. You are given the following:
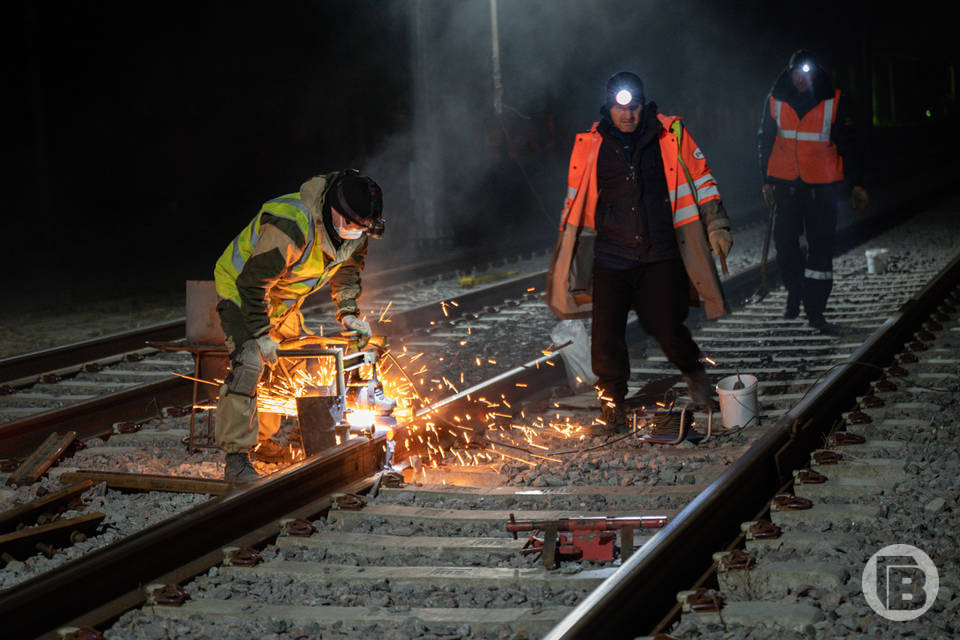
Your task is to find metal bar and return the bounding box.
[0,320,185,384]
[414,341,570,418]
[0,377,194,460]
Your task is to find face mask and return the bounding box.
[334,210,365,240]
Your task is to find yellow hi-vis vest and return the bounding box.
[214,194,337,323]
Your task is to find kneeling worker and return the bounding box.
[213,170,390,482]
[547,72,733,434]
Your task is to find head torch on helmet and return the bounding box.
[788,49,817,75]
[606,71,644,109]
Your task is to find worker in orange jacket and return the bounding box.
[758,50,868,332]
[547,72,733,434]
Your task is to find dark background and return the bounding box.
[7,1,957,312]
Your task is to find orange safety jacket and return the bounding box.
[765,89,844,184]
[546,113,728,320]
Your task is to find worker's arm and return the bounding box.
[235,215,305,336]
[756,93,777,182]
[329,238,368,322]
[832,92,864,188]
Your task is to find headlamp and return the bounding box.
[615,89,634,106]
[800,63,811,73]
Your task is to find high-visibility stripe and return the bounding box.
[773,98,834,142]
[804,268,833,280]
[673,203,699,225]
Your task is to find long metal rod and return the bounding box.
[414,341,570,418]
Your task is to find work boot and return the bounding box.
[348,383,397,415]
[590,402,629,436]
[224,452,261,484]
[682,369,718,411]
[252,438,289,463]
[783,292,801,319]
[808,315,842,335]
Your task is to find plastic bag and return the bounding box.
[550,319,597,391]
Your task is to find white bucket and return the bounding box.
[865,248,889,274]
[716,374,758,429]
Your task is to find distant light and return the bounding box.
[615,89,633,106]
[925,109,932,118]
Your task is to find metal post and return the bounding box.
[490,0,503,116]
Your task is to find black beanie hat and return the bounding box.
[332,172,383,226]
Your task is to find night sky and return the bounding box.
[7,1,954,312]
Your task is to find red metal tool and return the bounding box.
[506,514,668,569]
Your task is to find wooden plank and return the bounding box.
[0,481,93,534]
[58,471,229,496]
[0,512,104,560]
[6,431,77,486]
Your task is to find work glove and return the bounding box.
[340,314,372,347]
[761,183,776,209]
[708,228,733,258]
[851,186,869,212]
[255,334,279,367]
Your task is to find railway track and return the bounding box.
[0,198,957,639]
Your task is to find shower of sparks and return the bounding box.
[187,333,606,473]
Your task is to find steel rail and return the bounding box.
[543,250,960,639]
[0,347,569,639]
[0,377,195,460]
[0,270,552,460]
[0,249,541,386]
[0,320,185,385]
[0,434,388,640]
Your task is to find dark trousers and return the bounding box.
[591,258,702,405]
[773,184,838,320]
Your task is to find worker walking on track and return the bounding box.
[758,49,868,332]
[213,170,392,482]
[546,71,733,435]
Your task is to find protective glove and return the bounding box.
[761,183,776,209]
[255,334,279,367]
[708,228,733,258]
[851,186,869,212]
[340,314,372,347]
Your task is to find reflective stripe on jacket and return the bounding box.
[547,113,728,319]
[214,195,331,321]
[766,89,844,183]
[214,173,365,333]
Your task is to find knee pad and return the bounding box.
[225,339,265,397]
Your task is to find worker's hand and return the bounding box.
[255,334,279,367]
[340,314,372,347]
[851,186,869,212]
[708,228,733,258]
[761,183,775,209]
